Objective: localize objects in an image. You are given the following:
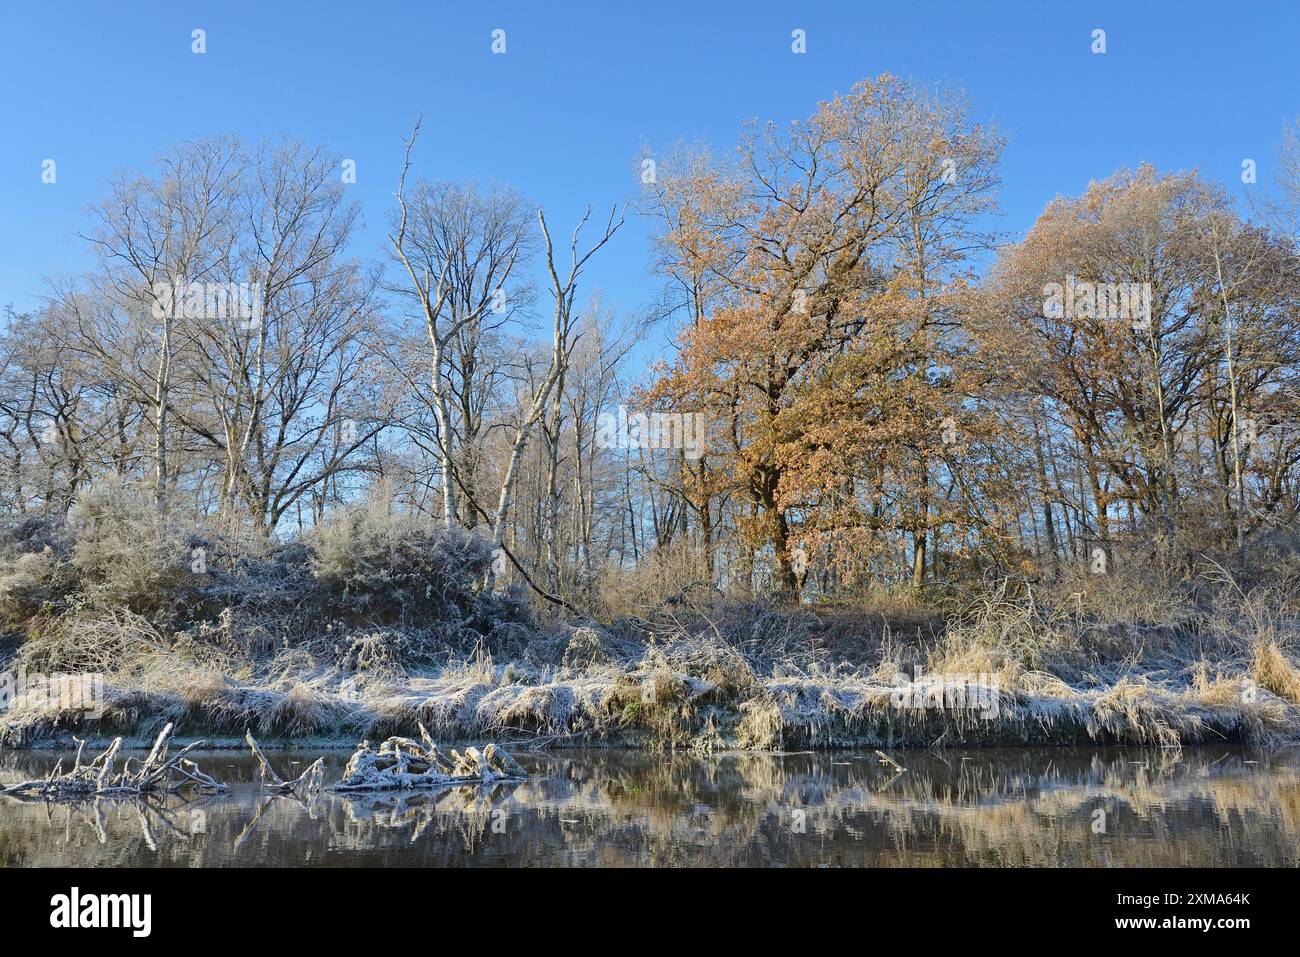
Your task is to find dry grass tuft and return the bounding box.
[1251,640,1300,704]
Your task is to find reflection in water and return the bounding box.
[1,746,1297,866]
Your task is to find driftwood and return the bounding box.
[0,723,227,798]
[874,749,906,772]
[245,732,325,795]
[244,723,528,793]
[1,724,526,802]
[335,723,528,791]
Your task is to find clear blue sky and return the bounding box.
[1,0,1296,325]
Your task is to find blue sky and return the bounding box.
[1,0,1296,328]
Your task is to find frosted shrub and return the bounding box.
[0,516,72,634]
[65,477,194,620]
[307,498,527,634]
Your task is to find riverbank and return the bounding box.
[4,499,1300,752]
[5,630,1298,751]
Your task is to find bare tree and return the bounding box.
[78,137,242,510]
[482,205,624,589]
[388,120,534,528]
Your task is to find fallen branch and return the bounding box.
[0,724,227,798]
[245,732,325,795]
[330,723,528,792]
[874,749,907,772]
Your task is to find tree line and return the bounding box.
[4,75,1298,611]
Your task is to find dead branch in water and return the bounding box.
[242,722,527,793]
[332,731,527,791]
[0,723,526,803]
[875,749,907,772]
[244,731,325,795]
[242,725,526,793]
[0,724,227,798]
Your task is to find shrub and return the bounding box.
[593,542,709,618]
[306,497,527,632]
[0,515,73,636]
[65,477,197,622]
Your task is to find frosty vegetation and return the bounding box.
[0,479,1298,752]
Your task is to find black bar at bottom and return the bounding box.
[0,866,1278,943]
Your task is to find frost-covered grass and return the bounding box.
[4,608,1298,751]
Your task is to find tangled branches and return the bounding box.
[245,724,528,794]
[0,723,226,798]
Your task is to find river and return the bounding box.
[1,745,1296,866]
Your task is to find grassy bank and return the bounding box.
[7,647,1293,752]
[2,490,1299,751]
[5,595,1299,752]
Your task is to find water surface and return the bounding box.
[1,746,1296,866]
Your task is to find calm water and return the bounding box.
[1,746,1297,866]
